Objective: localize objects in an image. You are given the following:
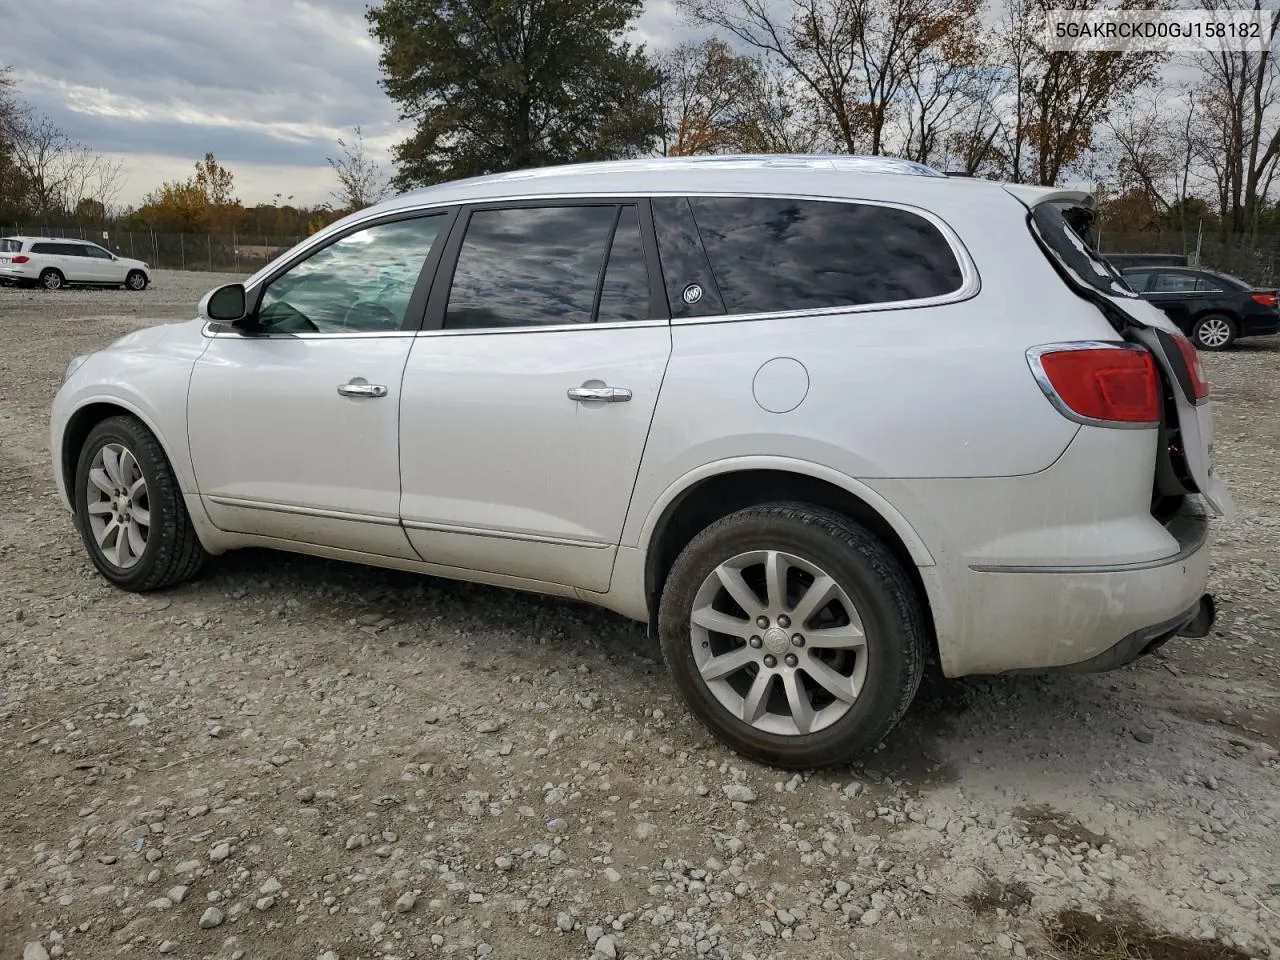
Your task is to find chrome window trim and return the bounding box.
[211,189,978,340]
[1025,340,1159,431]
[201,317,670,339]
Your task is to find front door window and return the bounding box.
[257,215,447,334]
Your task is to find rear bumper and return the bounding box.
[914,497,1212,677]
[0,264,36,282]
[1037,592,1214,673]
[1240,314,1280,337]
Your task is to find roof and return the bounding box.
[364,153,1033,219]
[1,236,99,244]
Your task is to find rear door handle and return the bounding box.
[337,379,388,398]
[567,385,632,402]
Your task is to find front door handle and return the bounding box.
[567,385,632,403]
[337,379,388,398]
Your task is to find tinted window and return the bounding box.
[83,245,114,260]
[445,205,617,329]
[1124,271,1154,292]
[687,197,964,314]
[30,243,58,255]
[61,244,89,257]
[257,215,445,334]
[1149,273,1221,294]
[597,206,650,323]
[651,197,726,319]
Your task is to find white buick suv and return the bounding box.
[49,155,1232,768]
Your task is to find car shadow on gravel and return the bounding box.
[201,548,1233,791]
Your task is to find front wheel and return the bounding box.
[126,270,148,291]
[1191,314,1236,350]
[73,415,208,591]
[658,503,926,769]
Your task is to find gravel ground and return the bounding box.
[1,271,1279,960]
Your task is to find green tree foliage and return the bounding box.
[367,0,664,188]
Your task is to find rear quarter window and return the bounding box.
[684,196,965,315]
[30,243,57,254]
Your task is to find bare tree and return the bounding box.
[9,109,75,219]
[327,126,391,213]
[61,145,124,217]
[739,56,828,153]
[679,0,984,156]
[657,40,762,155]
[1192,0,1280,235]
[893,0,992,166]
[1102,91,1181,211]
[993,0,1167,185]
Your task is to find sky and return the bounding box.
[0,0,690,210]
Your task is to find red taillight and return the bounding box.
[1030,344,1160,425]
[1251,292,1277,306]
[11,255,29,264]
[1169,331,1210,401]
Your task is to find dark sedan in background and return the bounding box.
[1121,266,1280,350]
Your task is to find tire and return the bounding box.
[126,270,148,291]
[658,503,927,769]
[73,415,208,591]
[1191,313,1236,351]
[39,268,65,290]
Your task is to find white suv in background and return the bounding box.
[0,236,150,290]
[50,155,1232,769]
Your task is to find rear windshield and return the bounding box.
[0,238,22,253]
[1030,202,1139,299]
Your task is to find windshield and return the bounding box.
[1029,203,1139,299]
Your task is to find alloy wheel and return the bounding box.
[1196,317,1232,348]
[690,549,868,737]
[85,442,150,569]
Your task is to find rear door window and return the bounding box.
[1149,273,1219,294]
[686,196,965,315]
[1124,271,1155,292]
[444,204,619,330]
[596,206,651,324]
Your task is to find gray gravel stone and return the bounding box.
[199,906,225,929]
[723,784,757,803]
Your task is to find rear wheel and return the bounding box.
[73,415,207,591]
[39,268,65,290]
[1191,313,1236,350]
[658,503,926,769]
[126,270,148,291]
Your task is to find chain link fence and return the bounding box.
[0,225,306,275]
[1098,230,1280,289]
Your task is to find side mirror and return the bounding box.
[199,283,247,323]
